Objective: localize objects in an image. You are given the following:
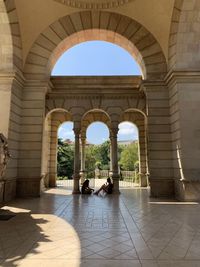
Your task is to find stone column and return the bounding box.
[110,127,120,194]
[80,136,86,184]
[73,124,81,194]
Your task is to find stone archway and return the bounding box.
[80,109,111,184]
[23,10,167,80]
[42,109,73,188]
[120,109,148,187]
[16,9,177,199]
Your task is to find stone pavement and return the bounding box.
[1,185,200,267]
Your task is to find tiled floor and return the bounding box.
[1,185,200,267]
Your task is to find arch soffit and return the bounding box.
[168,0,184,70]
[120,109,147,128]
[168,0,200,70]
[0,0,23,72]
[46,108,73,121]
[24,11,167,80]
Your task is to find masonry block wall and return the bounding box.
[145,83,174,197]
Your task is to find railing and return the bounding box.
[57,170,138,189]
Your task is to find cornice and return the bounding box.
[165,70,200,87]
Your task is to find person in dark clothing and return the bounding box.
[94,177,113,196]
[81,179,94,194]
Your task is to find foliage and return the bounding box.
[57,138,74,179]
[57,139,139,179]
[119,142,139,171]
[85,141,110,176]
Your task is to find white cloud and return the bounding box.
[58,124,74,140]
[118,122,137,136]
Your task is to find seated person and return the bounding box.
[94,177,113,196]
[81,179,94,194]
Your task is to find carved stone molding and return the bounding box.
[54,0,134,9]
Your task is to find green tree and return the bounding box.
[119,142,139,171]
[85,145,96,177]
[57,138,74,179]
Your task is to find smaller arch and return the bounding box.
[42,108,74,188]
[45,107,73,120]
[121,108,147,124]
[81,109,111,136]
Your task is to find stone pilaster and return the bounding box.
[0,72,24,202]
[17,80,48,197]
[167,71,200,201]
[144,81,174,197]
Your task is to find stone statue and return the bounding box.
[0,134,10,179]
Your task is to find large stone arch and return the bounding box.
[24,10,167,80]
[0,0,22,72]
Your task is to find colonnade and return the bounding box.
[45,117,148,194]
[72,125,121,194]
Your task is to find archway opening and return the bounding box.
[57,121,75,189]
[118,121,140,188]
[51,40,142,76]
[82,122,110,188]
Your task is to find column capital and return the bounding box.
[73,127,81,136]
[110,127,119,137]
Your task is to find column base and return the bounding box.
[72,190,81,194]
[175,179,200,201]
[17,177,42,197]
[72,173,81,194]
[111,173,120,194]
[139,173,148,187]
[150,178,175,198]
[49,173,57,187]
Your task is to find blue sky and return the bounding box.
[58,122,138,144]
[54,41,140,143]
[52,41,142,76]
